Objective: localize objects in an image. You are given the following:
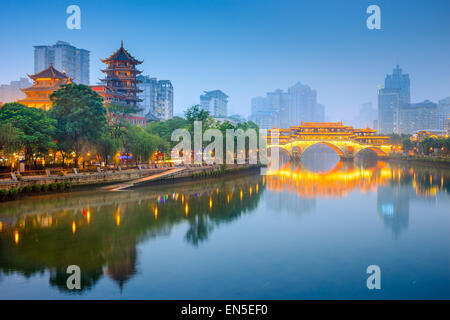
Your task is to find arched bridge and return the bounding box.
[266,122,392,159]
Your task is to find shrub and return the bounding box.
[50,183,57,191]
[42,184,49,192]
[65,182,72,189]
[0,189,8,201]
[32,184,42,192]
[16,174,23,181]
[18,186,24,193]
[25,185,33,193]
[57,182,64,190]
[9,188,18,200]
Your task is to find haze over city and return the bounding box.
[0,0,449,121]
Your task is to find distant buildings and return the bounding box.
[377,65,411,134]
[0,77,31,103]
[97,42,146,126]
[354,102,377,129]
[17,64,72,110]
[137,76,174,121]
[200,90,228,117]
[437,97,450,132]
[34,41,90,85]
[397,100,438,134]
[248,82,325,129]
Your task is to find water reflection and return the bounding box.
[0,176,264,292]
[0,156,449,297]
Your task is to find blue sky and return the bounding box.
[1,0,449,121]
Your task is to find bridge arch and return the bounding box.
[301,142,345,158]
[355,146,387,158]
[267,145,292,157]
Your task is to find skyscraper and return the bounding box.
[137,76,174,121]
[200,90,228,117]
[288,82,317,126]
[378,65,410,134]
[34,41,90,85]
[397,100,437,134]
[437,97,450,132]
[156,80,174,120]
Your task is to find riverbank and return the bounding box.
[0,164,262,201]
[388,154,450,168]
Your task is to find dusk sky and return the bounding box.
[1,0,449,121]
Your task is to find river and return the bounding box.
[0,150,449,299]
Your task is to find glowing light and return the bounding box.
[87,209,91,224]
[209,197,213,209]
[256,184,259,193]
[249,186,252,196]
[182,194,184,203]
[185,203,189,216]
[227,194,230,203]
[0,221,2,232]
[72,221,76,234]
[154,207,158,220]
[240,189,243,200]
[116,207,120,226]
[14,230,19,244]
[216,188,219,194]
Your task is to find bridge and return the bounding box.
[266,122,392,159]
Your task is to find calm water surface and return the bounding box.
[0,152,449,299]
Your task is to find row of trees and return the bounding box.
[0,84,259,170]
[0,84,167,169]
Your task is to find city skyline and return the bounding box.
[0,0,449,121]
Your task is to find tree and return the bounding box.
[95,129,121,166]
[123,125,165,164]
[402,137,414,153]
[0,122,21,154]
[50,84,107,167]
[0,103,56,169]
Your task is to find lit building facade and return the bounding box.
[99,42,146,126]
[34,41,90,85]
[17,63,72,110]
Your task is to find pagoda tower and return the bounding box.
[100,41,146,126]
[18,63,72,111]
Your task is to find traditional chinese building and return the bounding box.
[99,41,146,126]
[17,63,72,110]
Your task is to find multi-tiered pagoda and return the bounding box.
[99,41,146,126]
[18,63,72,111]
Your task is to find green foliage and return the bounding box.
[8,188,19,200]
[42,184,50,192]
[124,125,167,163]
[0,122,21,153]
[402,137,414,152]
[49,183,57,191]
[95,129,121,164]
[50,84,107,167]
[0,103,56,167]
[65,182,72,189]
[25,185,33,193]
[16,173,23,181]
[57,182,65,190]
[0,189,9,201]
[32,184,42,192]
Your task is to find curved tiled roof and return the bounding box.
[101,41,143,64]
[28,63,70,80]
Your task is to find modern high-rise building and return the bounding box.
[200,90,228,117]
[397,100,438,134]
[437,97,450,131]
[34,41,90,85]
[249,83,324,129]
[137,76,173,121]
[378,65,410,134]
[355,102,377,129]
[287,82,318,126]
[156,80,174,120]
[0,77,31,103]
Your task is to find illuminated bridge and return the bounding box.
[266,122,392,159]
